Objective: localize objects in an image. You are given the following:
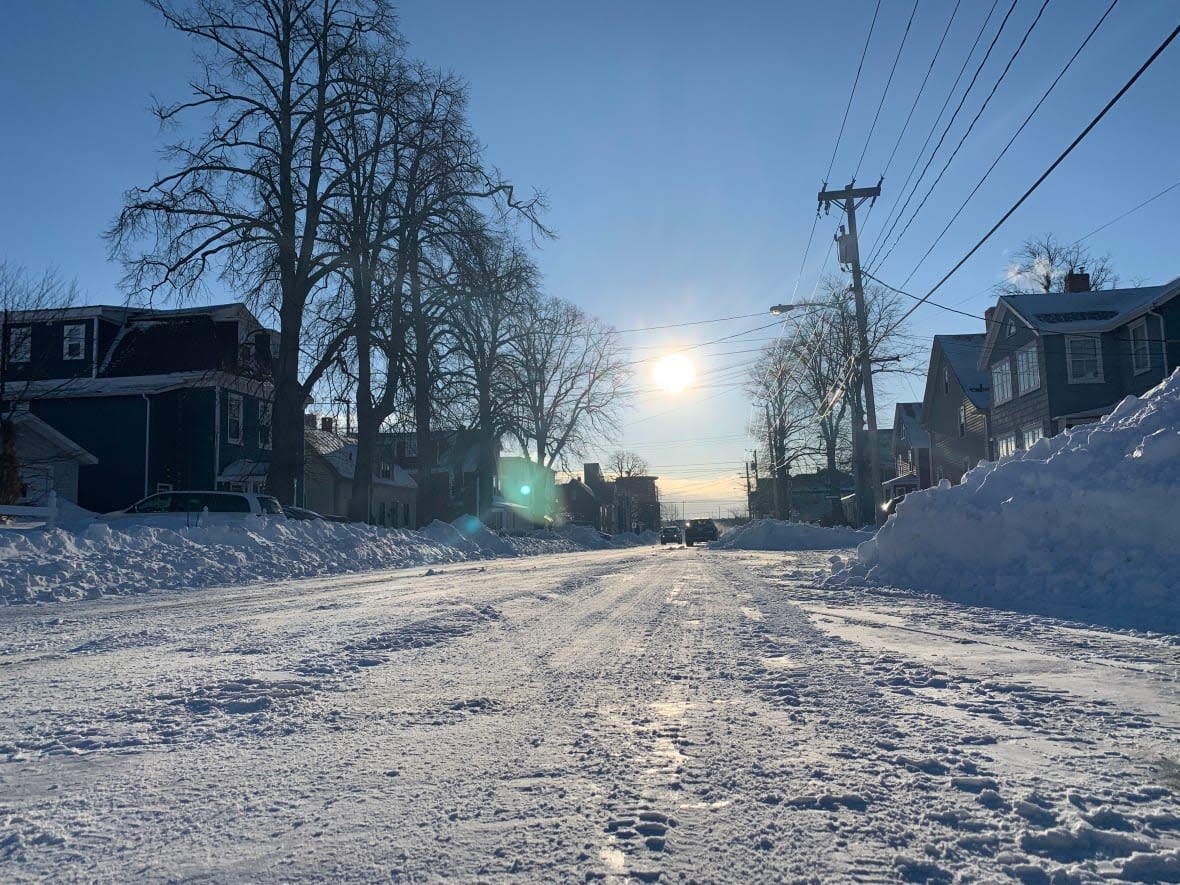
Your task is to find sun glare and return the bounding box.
[653,353,695,392]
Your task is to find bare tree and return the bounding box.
[606,450,649,479]
[999,233,1117,294]
[508,297,630,471]
[0,262,80,504]
[108,0,399,504]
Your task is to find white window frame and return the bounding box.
[62,323,86,361]
[991,360,1013,405]
[1022,425,1044,450]
[1015,342,1040,395]
[257,400,272,450]
[997,434,1018,458]
[942,366,950,394]
[957,404,967,438]
[7,325,31,364]
[1065,335,1104,384]
[1005,318,1016,338]
[227,393,243,445]
[1130,318,1150,375]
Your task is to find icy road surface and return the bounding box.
[3,547,1179,883]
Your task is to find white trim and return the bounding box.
[227,392,243,445]
[1065,335,1104,384]
[62,323,87,361]
[991,360,1013,405]
[1022,425,1044,450]
[1129,318,1150,374]
[1015,342,1041,395]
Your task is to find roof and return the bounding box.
[305,429,417,487]
[893,402,928,449]
[217,459,269,482]
[10,370,272,400]
[999,280,1180,333]
[933,334,989,410]
[10,410,98,465]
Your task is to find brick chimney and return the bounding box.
[984,306,997,328]
[584,462,603,488]
[304,413,317,429]
[321,416,334,432]
[1063,267,1091,293]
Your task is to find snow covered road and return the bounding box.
[3,547,1179,882]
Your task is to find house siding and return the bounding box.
[32,396,148,512]
[925,348,989,482]
[5,318,98,381]
[987,327,1050,450]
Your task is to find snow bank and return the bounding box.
[0,513,651,605]
[716,519,872,551]
[828,370,1180,633]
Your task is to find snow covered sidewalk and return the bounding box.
[2,547,1177,882]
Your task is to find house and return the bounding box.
[4,406,97,506]
[303,417,416,526]
[922,334,990,484]
[495,456,556,528]
[557,476,601,529]
[610,474,661,534]
[2,303,277,513]
[750,468,853,524]
[884,402,930,501]
[978,274,1180,458]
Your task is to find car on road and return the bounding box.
[282,505,325,521]
[659,525,682,545]
[683,518,718,546]
[97,491,284,527]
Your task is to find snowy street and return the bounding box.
[3,546,1180,883]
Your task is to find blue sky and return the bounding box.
[2,0,1178,515]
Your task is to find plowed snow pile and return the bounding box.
[0,517,648,605]
[717,519,871,550]
[828,371,1180,632]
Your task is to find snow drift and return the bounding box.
[716,519,871,551]
[828,370,1180,633]
[0,516,648,605]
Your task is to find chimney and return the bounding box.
[984,306,996,329]
[1063,267,1091,293]
[304,413,317,429]
[321,416,334,432]
[584,462,603,487]
[253,331,272,362]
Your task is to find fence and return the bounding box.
[0,491,58,527]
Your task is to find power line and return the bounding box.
[854,0,921,179]
[1071,178,1180,245]
[897,0,1120,288]
[824,0,884,184]
[614,312,766,334]
[883,19,1180,334]
[869,0,1024,274]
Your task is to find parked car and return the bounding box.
[282,505,324,521]
[97,491,284,527]
[659,525,682,545]
[683,518,718,546]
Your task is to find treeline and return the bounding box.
[108,0,629,518]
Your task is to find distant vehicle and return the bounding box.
[882,494,906,518]
[282,505,324,521]
[659,525,682,545]
[97,491,284,527]
[683,518,718,547]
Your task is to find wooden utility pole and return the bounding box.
[819,181,883,525]
[764,401,780,519]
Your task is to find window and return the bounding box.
[1023,425,1044,450]
[227,393,243,444]
[7,326,31,363]
[942,367,950,394]
[991,360,1013,405]
[128,493,173,514]
[1005,318,1016,338]
[958,404,967,438]
[1015,343,1040,395]
[258,400,272,450]
[1065,336,1103,383]
[62,324,86,360]
[997,434,1017,458]
[379,460,392,479]
[1130,319,1150,374]
[156,483,174,493]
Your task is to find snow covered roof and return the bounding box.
[12,371,272,400]
[217,459,269,482]
[999,279,1180,334]
[305,429,416,487]
[932,334,989,410]
[11,410,98,465]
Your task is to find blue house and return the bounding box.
[2,303,278,513]
[977,274,1180,458]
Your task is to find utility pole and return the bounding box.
[745,459,752,520]
[764,401,780,519]
[819,180,883,526]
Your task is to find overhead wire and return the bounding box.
[854,0,922,180]
[895,0,1120,289]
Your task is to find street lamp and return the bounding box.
[769,302,825,315]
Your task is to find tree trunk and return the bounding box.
[410,266,437,527]
[268,292,307,505]
[476,386,496,519]
[348,275,375,523]
[0,418,20,506]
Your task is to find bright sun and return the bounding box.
[653,353,695,392]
